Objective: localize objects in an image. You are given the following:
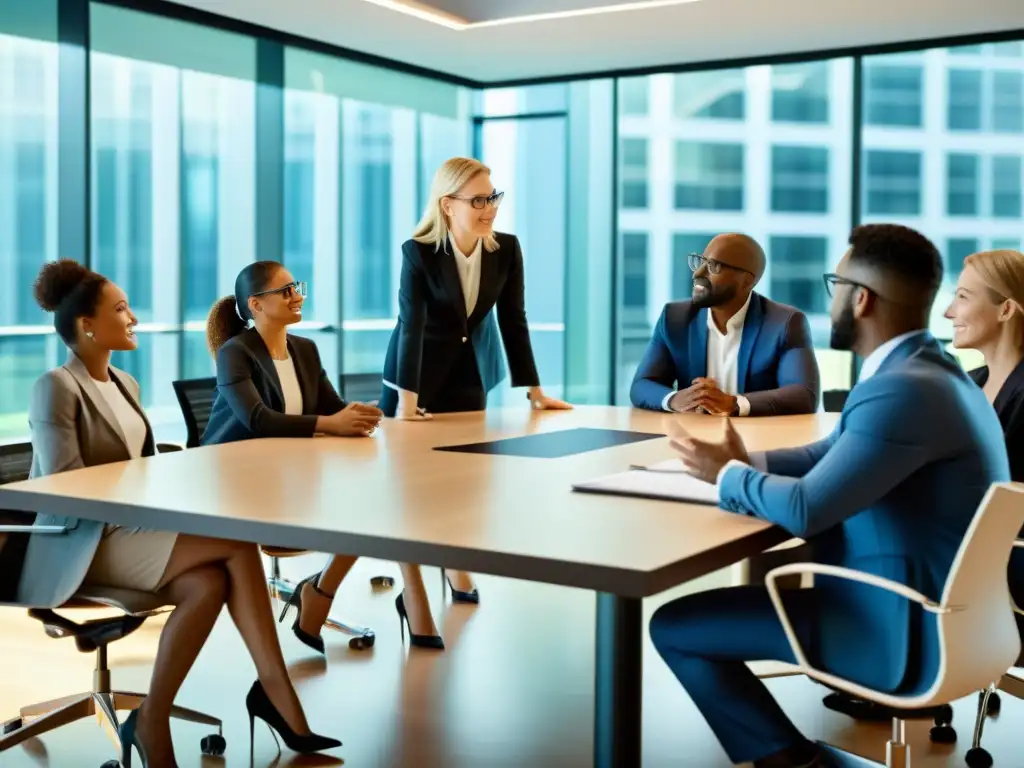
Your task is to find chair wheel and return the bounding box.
[929,724,957,744]
[349,632,376,650]
[100,761,121,768]
[201,733,226,756]
[2,718,21,735]
[984,690,1001,715]
[966,747,994,768]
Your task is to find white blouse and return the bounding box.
[92,377,147,458]
[273,356,304,415]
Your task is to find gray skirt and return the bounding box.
[83,525,179,593]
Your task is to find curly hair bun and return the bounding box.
[34,259,92,312]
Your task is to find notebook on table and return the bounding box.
[572,459,719,505]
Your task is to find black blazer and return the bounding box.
[381,232,540,405]
[970,359,1024,482]
[201,329,345,445]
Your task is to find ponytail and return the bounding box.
[206,260,284,356]
[206,296,247,356]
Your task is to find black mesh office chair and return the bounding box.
[0,442,225,763]
[171,377,375,649]
[339,372,383,404]
[823,390,849,413]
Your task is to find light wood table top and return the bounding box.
[0,407,837,598]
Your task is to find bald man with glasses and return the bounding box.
[629,233,821,417]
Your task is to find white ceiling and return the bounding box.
[168,0,1024,84]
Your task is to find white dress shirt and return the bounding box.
[273,357,304,415]
[717,329,931,484]
[92,377,147,459]
[449,234,482,316]
[663,294,752,416]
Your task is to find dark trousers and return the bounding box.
[649,585,818,765]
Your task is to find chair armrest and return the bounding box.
[765,562,957,670]
[156,442,184,453]
[0,524,67,535]
[1013,540,1024,549]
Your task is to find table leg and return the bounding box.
[594,592,642,768]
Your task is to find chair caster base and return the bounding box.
[348,632,376,650]
[928,724,957,744]
[979,689,1001,716]
[201,732,226,756]
[965,747,994,768]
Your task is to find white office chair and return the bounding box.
[764,482,1024,768]
[960,539,1024,768]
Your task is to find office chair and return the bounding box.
[763,482,1024,768]
[823,390,849,413]
[338,372,383,404]
[171,377,376,650]
[959,539,1024,768]
[0,442,224,763]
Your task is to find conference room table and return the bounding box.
[0,405,837,768]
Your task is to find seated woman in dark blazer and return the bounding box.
[944,247,1024,633]
[376,157,571,636]
[20,260,339,767]
[202,261,382,654]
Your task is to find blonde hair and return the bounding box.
[964,249,1024,314]
[413,157,500,253]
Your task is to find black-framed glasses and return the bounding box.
[822,273,871,298]
[448,190,504,210]
[688,253,753,277]
[251,281,307,299]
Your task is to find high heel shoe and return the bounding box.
[246,679,341,760]
[277,573,332,655]
[441,567,480,604]
[119,709,150,768]
[395,592,445,649]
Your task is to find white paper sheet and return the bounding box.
[572,461,719,505]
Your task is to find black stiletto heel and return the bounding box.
[441,567,480,604]
[245,680,340,762]
[277,573,331,655]
[119,709,149,767]
[394,592,444,649]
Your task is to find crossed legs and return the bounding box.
[127,535,315,767]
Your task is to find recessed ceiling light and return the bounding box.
[354,0,705,30]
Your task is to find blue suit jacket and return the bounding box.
[629,293,820,415]
[720,334,1010,692]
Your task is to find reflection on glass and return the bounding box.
[772,63,830,124]
[480,116,567,402]
[0,19,58,328]
[0,335,55,438]
[673,70,745,120]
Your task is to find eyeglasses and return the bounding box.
[688,253,753,277]
[251,281,307,299]
[822,273,871,298]
[448,191,505,210]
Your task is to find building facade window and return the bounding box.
[674,141,744,211]
[771,145,829,213]
[865,64,923,127]
[946,153,979,216]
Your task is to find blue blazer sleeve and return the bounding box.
[720,383,930,539]
[629,307,677,410]
[763,426,839,477]
[744,311,820,416]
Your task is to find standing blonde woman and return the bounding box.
[378,157,571,646]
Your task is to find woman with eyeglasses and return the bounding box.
[19,260,340,766]
[374,156,571,647]
[202,261,383,656]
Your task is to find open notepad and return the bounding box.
[572,459,719,505]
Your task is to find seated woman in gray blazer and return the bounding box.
[22,260,340,767]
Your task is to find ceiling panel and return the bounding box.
[165,0,1024,83]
